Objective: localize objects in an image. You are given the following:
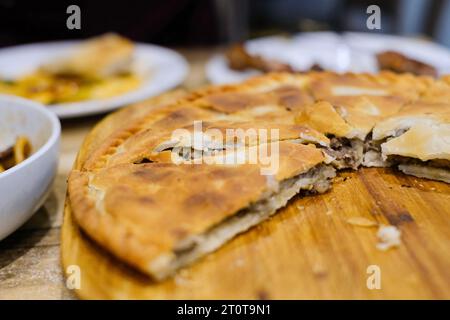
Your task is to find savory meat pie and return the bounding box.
[67,71,450,281]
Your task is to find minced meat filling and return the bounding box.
[364,133,382,153]
[324,136,364,169]
[387,155,450,170]
[364,128,410,155]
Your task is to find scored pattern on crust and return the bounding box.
[82,73,314,171]
[82,72,444,172]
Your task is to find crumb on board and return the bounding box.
[174,275,189,286]
[234,258,245,268]
[297,205,305,211]
[346,217,378,227]
[376,225,402,251]
[326,209,333,215]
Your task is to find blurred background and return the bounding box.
[0,0,449,48]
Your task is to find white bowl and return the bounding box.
[0,95,60,240]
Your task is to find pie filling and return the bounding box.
[151,138,328,164]
[387,155,450,183]
[323,136,364,169]
[360,133,450,182]
[362,134,387,167]
[362,129,411,168]
[148,164,336,279]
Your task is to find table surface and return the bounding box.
[0,48,215,299]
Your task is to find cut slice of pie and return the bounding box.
[294,96,407,169]
[68,141,335,280]
[369,102,450,182]
[379,122,450,183]
[295,73,414,169]
[295,101,365,169]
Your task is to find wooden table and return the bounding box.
[0,48,215,299]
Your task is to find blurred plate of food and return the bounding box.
[206,32,345,84]
[0,33,188,118]
[343,32,450,76]
[206,31,450,84]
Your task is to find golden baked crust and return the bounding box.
[309,71,431,100]
[296,72,434,140]
[381,122,450,161]
[372,101,450,140]
[69,163,267,277]
[67,71,450,280]
[420,77,450,103]
[77,89,188,169]
[69,142,326,277]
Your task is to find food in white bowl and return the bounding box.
[0,136,32,172]
[0,95,60,240]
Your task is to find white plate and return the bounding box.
[206,31,450,84]
[0,41,189,118]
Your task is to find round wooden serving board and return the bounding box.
[61,95,450,300]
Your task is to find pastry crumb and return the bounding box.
[174,275,189,286]
[234,258,245,268]
[326,209,333,215]
[346,216,378,227]
[376,225,402,251]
